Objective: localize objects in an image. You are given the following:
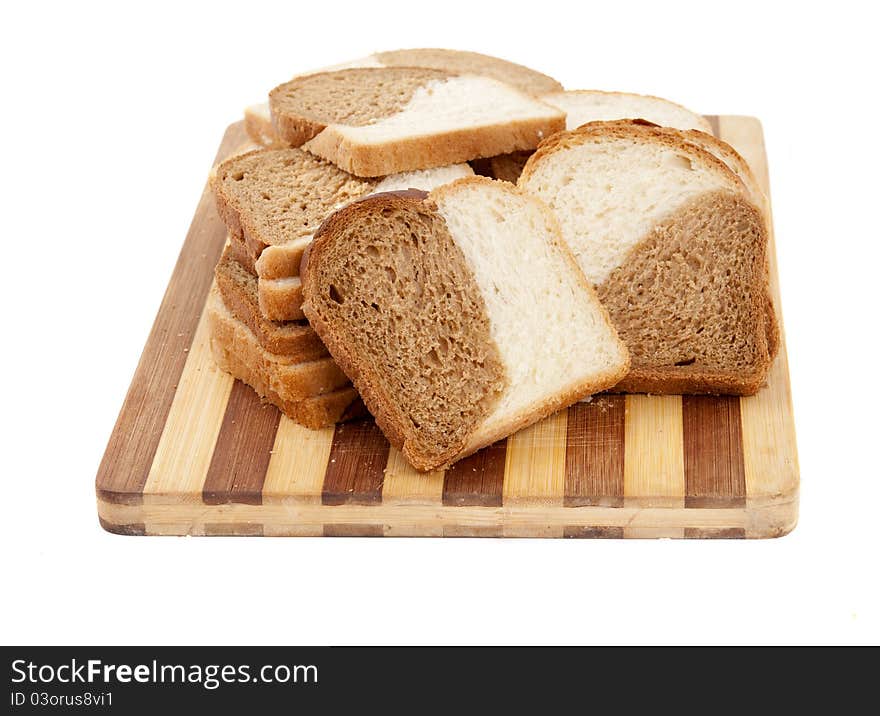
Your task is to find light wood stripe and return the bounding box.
[321,420,389,505]
[262,417,334,535]
[381,450,445,536]
[502,411,566,536]
[623,395,685,506]
[717,116,800,509]
[142,299,233,499]
[95,123,245,505]
[623,394,685,538]
[564,397,625,507]
[442,440,506,507]
[382,448,445,504]
[262,419,335,502]
[683,396,746,508]
[203,381,280,505]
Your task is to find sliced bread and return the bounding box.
[518,121,777,395]
[211,147,473,320]
[269,67,565,176]
[300,179,629,471]
[488,90,712,184]
[214,246,327,359]
[244,49,562,146]
[207,286,365,428]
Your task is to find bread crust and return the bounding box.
[257,276,305,321]
[208,288,349,400]
[303,115,565,178]
[541,89,714,134]
[520,119,747,195]
[243,104,283,147]
[215,246,325,359]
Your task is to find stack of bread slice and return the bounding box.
[207,49,777,463]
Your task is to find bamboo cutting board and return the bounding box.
[96,116,799,538]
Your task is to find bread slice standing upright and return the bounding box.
[518,121,777,395]
[269,67,565,176]
[300,178,629,471]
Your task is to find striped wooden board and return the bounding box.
[96,116,799,538]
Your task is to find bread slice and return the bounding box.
[207,286,365,428]
[214,246,327,359]
[301,179,629,471]
[244,49,562,147]
[488,90,712,184]
[211,147,473,320]
[518,121,777,395]
[269,67,565,176]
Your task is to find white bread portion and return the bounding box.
[519,137,742,285]
[431,179,629,451]
[372,163,473,193]
[317,75,558,147]
[672,129,765,208]
[542,90,712,133]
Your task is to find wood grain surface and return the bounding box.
[95,116,799,539]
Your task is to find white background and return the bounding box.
[2,0,877,646]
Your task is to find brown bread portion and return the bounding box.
[214,247,327,360]
[269,67,453,146]
[488,151,533,183]
[301,190,506,470]
[375,49,563,95]
[211,147,374,271]
[597,191,773,395]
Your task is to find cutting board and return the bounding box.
[96,116,799,538]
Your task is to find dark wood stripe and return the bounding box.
[705,114,721,138]
[321,419,389,506]
[95,122,248,506]
[564,397,626,507]
[442,440,507,507]
[98,517,146,536]
[683,396,747,508]
[204,523,264,536]
[203,380,280,505]
[684,527,746,539]
[324,524,385,537]
[563,526,625,539]
[442,525,503,537]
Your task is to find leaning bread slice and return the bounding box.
[518,121,776,395]
[269,67,565,176]
[244,49,562,146]
[211,147,473,320]
[489,90,712,184]
[301,179,629,471]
